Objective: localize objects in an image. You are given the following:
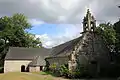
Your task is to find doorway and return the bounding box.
[40,66,43,71]
[21,65,25,72]
[89,61,99,77]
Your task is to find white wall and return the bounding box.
[4,60,32,73]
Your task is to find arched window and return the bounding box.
[21,65,25,72]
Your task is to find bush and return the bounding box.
[48,63,90,78]
[49,63,57,73]
[59,64,69,77]
[58,64,81,78]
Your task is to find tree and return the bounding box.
[114,20,120,53]
[96,22,116,52]
[0,13,42,48]
[24,33,42,48]
[0,13,42,67]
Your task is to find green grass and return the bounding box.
[0,72,53,80]
[32,71,49,75]
[32,71,57,77]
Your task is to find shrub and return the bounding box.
[58,64,81,78]
[59,64,69,77]
[49,63,57,73]
[48,63,90,78]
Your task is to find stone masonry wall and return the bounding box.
[4,60,31,73]
[29,66,40,72]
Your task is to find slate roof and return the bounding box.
[5,47,51,60]
[28,56,46,66]
[49,36,82,57]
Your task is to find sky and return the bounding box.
[0,0,120,48]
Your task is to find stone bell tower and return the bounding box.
[83,9,96,32]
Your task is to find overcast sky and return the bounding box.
[0,0,120,48]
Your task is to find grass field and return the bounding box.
[0,72,67,80]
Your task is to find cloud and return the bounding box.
[35,24,82,48]
[35,34,52,48]
[28,19,45,26]
[0,0,120,24]
[1,0,120,48]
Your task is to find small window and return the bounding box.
[86,28,88,31]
